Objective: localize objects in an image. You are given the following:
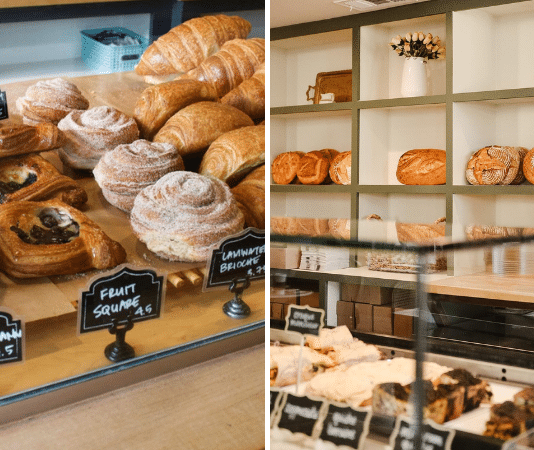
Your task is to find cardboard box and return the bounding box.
[300,291,320,308]
[354,302,373,333]
[271,302,284,320]
[342,284,392,305]
[271,246,301,269]
[373,305,393,335]
[394,308,414,338]
[336,301,355,329]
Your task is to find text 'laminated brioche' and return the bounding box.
[134,14,252,84]
[179,38,265,98]
[0,199,126,278]
[133,79,218,140]
[153,101,254,157]
[0,154,87,208]
[199,124,265,186]
[0,122,65,158]
[221,62,265,120]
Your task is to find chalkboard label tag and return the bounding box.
[0,91,8,120]
[270,389,283,428]
[285,304,324,337]
[78,265,165,334]
[0,308,24,365]
[318,403,371,449]
[276,393,325,437]
[203,228,265,290]
[390,417,455,450]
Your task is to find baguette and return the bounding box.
[220,62,265,119]
[153,102,254,157]
[133,79,218,140]
[179,38,265,98]
[135,15,251,84]
[199,125,264,186]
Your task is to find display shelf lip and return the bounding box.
[452,184,534,194]
[357,185,447,194]
[452,87,534,103]
[0,320,264,417]
[357,95,446,110]
[270,103,353,116]
[270,184,352,193]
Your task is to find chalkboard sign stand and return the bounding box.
[105,315,135,362]
[222,276,251,319]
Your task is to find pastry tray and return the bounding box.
[305,70,352,104]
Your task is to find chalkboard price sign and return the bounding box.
[276,394,324,437]
[0,91,8,120]
[318,404,370,449]
[390,417,455,450]
[204,228,265,289]
[78,265,164,334]
[285,304,324,337]
[0,308,23,365]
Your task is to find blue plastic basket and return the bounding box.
[81,27,148,73]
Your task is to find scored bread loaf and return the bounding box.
[329,151,351,185]
[153,102,254,157]
[221,62,265,120]
[133,79,218,140]
[396,149,446,185]
[134,15,251,84]
[179,38,265,98]
[296,149,338,185]
[271,151,304,185]
[511,147,528,184]
[231,165,265,229]
[523,147,534,184]
[199,125,265,186]
[465,145,520,185]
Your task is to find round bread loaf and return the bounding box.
[296,150,331,185]
[329,151,351,185]
[130,171,244,262]
[58,106,139,170]
[396,149,446,185]
[465,145,519,185]
[271,151,304,185]
[523,147,534,184]
[16,78,89,125]
[511,147,528,185]
[93,139,184,213]
[328,218,351,239]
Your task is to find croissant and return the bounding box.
[0,199,126,278]
[0,122,65,158]
[0,154,87,208]
[179,38,265,98]
[199,125,265,186]
[153,101,254,157]
[133,79,218,140]
[221,62,265,120]
[231,165,265,229]
[135,15,252,84]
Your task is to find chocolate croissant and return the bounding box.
[0,199,126,278]
[0,154,87,208]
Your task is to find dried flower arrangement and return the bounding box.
[390,32,445,60]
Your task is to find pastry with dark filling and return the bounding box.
[0,154,87,208]
[438,368,492,412]
[0,199,126,278]
[484,401,534,441]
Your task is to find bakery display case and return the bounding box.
[270,217,534,448]
[0,2,266,441]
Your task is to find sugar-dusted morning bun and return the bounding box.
[93,139,184,213]
[16,78,89,125]
[58,106,139,170]
[396,149,446,185]
[271,151,304,185]
[130,171,244,262]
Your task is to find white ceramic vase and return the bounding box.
[401,56,428,97]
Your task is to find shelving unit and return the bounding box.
[270,0,534,316]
